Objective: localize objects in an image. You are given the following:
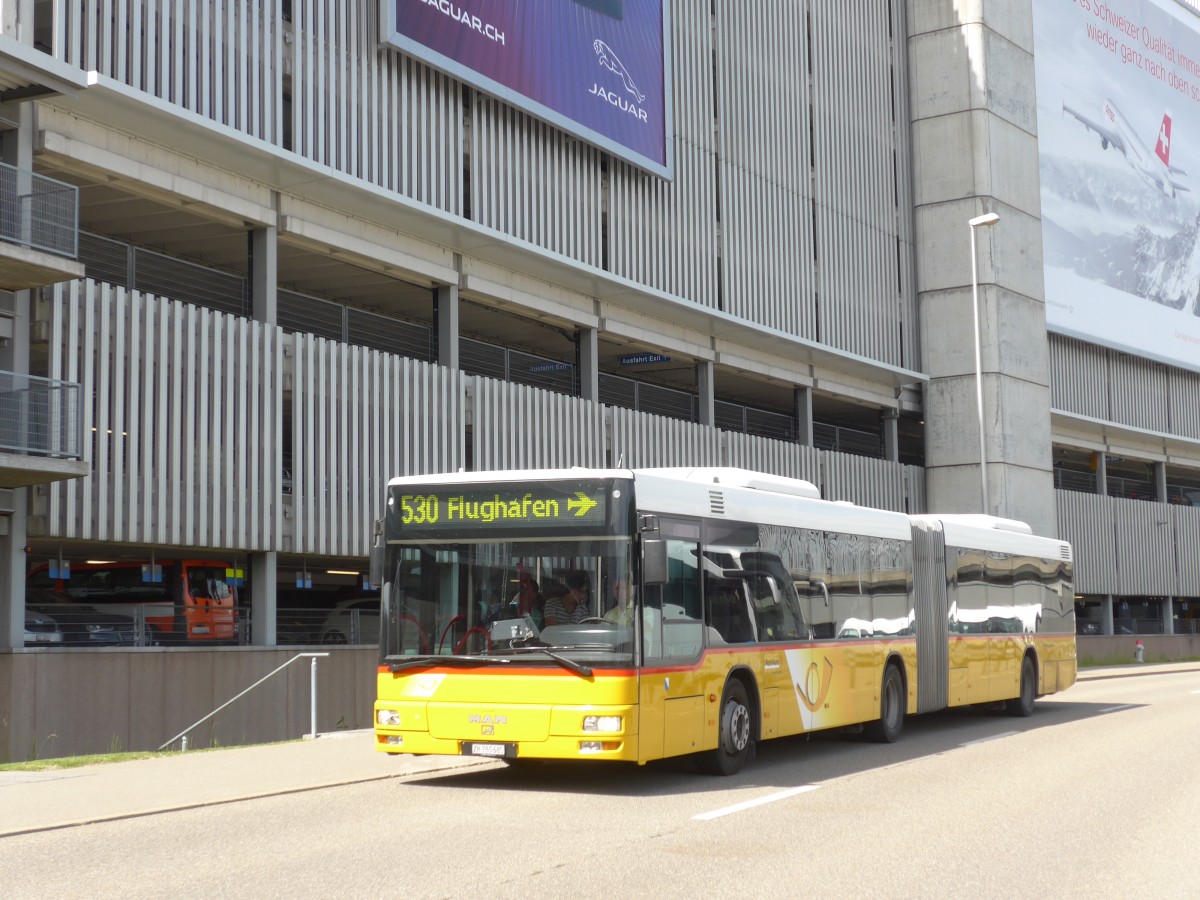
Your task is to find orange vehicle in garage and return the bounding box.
[28,559,239,644]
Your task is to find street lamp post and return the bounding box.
[968,212,1000,514]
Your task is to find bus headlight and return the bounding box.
[583,715,622,732]
[377,709,401,726]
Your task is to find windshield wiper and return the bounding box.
[504,645,594,677]
[386,654,501,672]
[388,649,595,677]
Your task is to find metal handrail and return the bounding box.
[158,652,329,751]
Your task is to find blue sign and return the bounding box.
[49,560,70,580]
[529,361,574,373]
[620,353,671,366]
[382,0,673,177]
[141,564,163,584]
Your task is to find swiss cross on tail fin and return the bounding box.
[1156,113,1173,167]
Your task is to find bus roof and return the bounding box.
[384,467,1068,551]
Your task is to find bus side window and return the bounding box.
[704,577,753,644]
[750,575,802,641]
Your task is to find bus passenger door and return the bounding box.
[746,573,804,740]
[639,536,705,762]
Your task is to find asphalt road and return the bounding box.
[3,667,1198,899]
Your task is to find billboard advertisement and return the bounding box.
[1034,0,1200,371]
[382,1,673,177]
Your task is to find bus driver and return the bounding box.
[543,572,592,625]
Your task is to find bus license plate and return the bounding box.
[462,742,514,759]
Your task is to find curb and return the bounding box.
[1076,662,1200,681]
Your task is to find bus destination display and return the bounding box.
[388,481,618,537]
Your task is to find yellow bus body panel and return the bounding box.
[375,667,642,762]
[375,634,1072,764]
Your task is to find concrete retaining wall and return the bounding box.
[1077,635,1200,667]
[4,637,1197,762]
[0,647,377,763]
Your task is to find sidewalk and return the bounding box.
[1075,661,1200,681]
[0,730,492,838]
[3,663,1196,839]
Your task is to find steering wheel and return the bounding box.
[580,617,608,624]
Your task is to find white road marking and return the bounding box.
[960,731,1019,747]
[1100,704,1137,713]
[693,784,819,821]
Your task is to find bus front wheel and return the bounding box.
[865,664,905,743]
[700,679,753,776]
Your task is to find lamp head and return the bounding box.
[969,212,1000,228]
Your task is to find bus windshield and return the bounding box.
[380,537,635,668]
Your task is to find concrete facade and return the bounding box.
[909,2,1057,537]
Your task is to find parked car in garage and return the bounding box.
[24,609,64,646]
[319,597,380,645]
[26,588,138,646]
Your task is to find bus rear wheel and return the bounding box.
[864,664,905,743]
[1006,656,1037,717]
[700,679,753,776]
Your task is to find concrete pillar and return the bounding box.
[0,491,26,649]
[909,4,1056,537]
[250,551,277,646]
[882,409,900,463]
[1153,462,1167,503]
[435,285,459,370]
[794,386,813,446]
[695,360,714,427]
[1093,452,1108,495]
[0,103,34,649]
[1102,594,1114,636]
[1163,597,1174,636]
[1,0,33,42]
[576,327,598,402]
[251,226,278,325]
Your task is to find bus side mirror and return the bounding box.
[642,538,668,586]
[369,519,384,588]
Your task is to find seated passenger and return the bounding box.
[510,574,544,628]
[603,578,636,624]
[543,572,592,625]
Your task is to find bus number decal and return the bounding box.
[400,494,440,525]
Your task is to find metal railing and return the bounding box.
[158,652,329,751]
[1055,466,1200,506]
[0,162,79,258]
[0,370,83,458]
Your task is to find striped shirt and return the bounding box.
[543,593,590,624]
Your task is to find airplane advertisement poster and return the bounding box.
[1034,0,1200,371]
[381,1,673,177]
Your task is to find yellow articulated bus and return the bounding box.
[372,467,1076,775]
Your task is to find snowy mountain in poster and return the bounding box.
[1041,151,1200,315]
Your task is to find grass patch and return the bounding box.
[0,738,301,772]
[0,750,175,772]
